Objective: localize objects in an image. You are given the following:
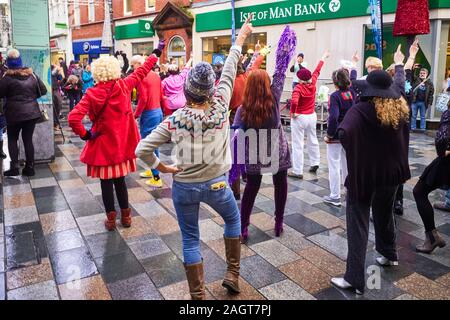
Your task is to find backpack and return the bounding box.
[435,92,450,113]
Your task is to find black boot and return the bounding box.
[22,162,35,177]
[4,161,20,176]
[0,140,6,159]
[393,200,403,216]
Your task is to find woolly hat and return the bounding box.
[184,62,216,103]
[297,68,312,82]
[6,49,23,69]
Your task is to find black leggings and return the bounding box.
[100,177,129,213]
[413,179,437,232]
[7,119,37,164]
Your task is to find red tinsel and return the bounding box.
[393,0,430,36]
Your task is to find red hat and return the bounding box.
[297,68,312,82]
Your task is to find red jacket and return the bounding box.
[68,55,158,167]
[229,55,264,111]
[290,60,324,116]
[135,71,165,118]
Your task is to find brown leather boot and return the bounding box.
[184,262,205,300]
[416,229,446,254]
[121,208,132,228]
[105,211,117,231]
[222,236,241,294]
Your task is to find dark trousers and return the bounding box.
[100,177,129,213]
[68,91,81,111]
[395,184,404,204]
[240,170,288,231]
[7,119,37,165]
[52,91,62,125]
[413,180,436,232]
[344,185,399,292]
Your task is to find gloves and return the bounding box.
[152,40,166,58]
[81,129,97,141]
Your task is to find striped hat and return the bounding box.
[184,62,216,103]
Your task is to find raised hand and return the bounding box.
[351,51,359,64]
[409,38,420,58]
[394,44,405,65]
[235,15,254,47]
[321,50,330,61]
[255,40,261,53]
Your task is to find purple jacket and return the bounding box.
[162,67,190,111]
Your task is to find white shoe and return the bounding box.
[376,256,399,266]
[331,277,363,295]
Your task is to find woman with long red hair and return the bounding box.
[233,27,296,241]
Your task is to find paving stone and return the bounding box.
[206,277,265,300]
[279,259,331,294]
[95,249,144,284]
[58,178,86,189]
[206,238,255,261]
[3,184,32,196]
[398,248,450,280]
[0,273,4,300]
[4,192,35,210]
[77,213,109,236]
[108,273,162,300]
[306,230,349,261]
[40,210,77,235]
[127,234,171,260]
[160,280,215,300]
[298,246,346,277]
[435,273,450,288]
[58,275,111,300]
[4,206,39,227]
[239,255,286,289]
[251,212,276,231]
[284,214,327,237]
[131,200,168,219]
[395,273,450,300]
[394,293,419,300]
[6,258,54,290]
[304,210,346,229]
[141,252,185,288]
[128,187,154,204]
[312,202,347,217]
[265,225,314,253]
[7,280,59,300]
[160,231,184,260]
[117,216,154,239]
[250,240,299,267]
[85,231,129,259]
[46,228,84,254]
[53,171,80,181]
[260,279,316,300]
[244,225,273,247]
[30,177,58,189]
[199,219,224,242]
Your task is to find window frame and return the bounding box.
[123,0,132,16]
[88,0,95,23]
[146,0,156,12]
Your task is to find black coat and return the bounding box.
[338,100,411,203]
[0,67,47,125]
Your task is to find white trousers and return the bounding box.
[326,143,348,199]
[291,113,320,175]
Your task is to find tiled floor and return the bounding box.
[1,115,450,300]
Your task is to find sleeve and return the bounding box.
[135,119,172,169]
[428,82,435,107]
[213,46,241,113]
[311,60,324,85]
[0,78,7,98]
[121,54,129,75]
[180,67,190,81]
[290,65,295,73]
[35,75,48,97]
[134,82,146,118]
[248,54,264,71]
[394,65,406,95]
[290,86,300,115]
[68,94,91,138]
[232,107,243,129]
[122,55,158,92]
[350,69,357,81]
[326,94,340,138]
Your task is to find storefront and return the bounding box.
[192,0,450,121]
[50,36,70,65]
[115,18,158,59]
[72,39,110,64]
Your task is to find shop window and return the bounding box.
[88,0,95,22]
[124,0,132,15]
[146,0,156,11]
[202,33,267,68]
[168,36,186,67]
[132,42,154,57]
[73,0,80,26]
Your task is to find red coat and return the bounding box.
[68,55,158,167]
[290,60,324,116]
[135,71,165,118]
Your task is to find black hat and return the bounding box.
[298,53,304,58]
[353,70,401,99]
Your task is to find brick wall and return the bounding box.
[156,0,191,11]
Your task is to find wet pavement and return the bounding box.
[1,115,450,300]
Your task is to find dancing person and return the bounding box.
[82,65,94,94]
[323,69,355,207]
[64,75,82,111]
[290,53,305,89]
[136,18,254,300]
[233,26,297,240]
[161,57,193,115]
[0,49,47,176]
[288,51,330,179]
[51,64,63,130]
[68,43,164,231]
[330,69,410,295]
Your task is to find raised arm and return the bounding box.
[393,44,406,94]
[312,50,329,85]
[122,54,158,92]
[405,38,419,71]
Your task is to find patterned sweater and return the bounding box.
[135,47,241,183]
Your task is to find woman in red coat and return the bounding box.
[68,45,163,231]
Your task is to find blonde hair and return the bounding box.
[67,75,79,84]
[130,55,145,65]
[373,97,409,129]
[365,57,383,70]
[91,56,121,83]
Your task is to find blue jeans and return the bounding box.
[139,108,163,176]
[411,101,426,130]
[445,189,450,208]
[172,175,241,264]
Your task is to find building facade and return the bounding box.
[49,0,72,64]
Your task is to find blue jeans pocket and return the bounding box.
[173,182,194,204]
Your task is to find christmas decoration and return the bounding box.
[393,0,430,36]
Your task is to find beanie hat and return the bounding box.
[184,62,216,103]
[298,53,304,58]
[297,68,312,82]
[6,49,23,69]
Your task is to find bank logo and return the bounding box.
[83,42,91,53]
[329,0,341,12]
[144,22,151,30]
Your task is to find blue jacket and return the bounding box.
[82,71,94,93]
[327,89,355,140]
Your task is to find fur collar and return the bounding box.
[4,67,33,77]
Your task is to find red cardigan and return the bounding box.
[290,60,324,116]
[135,71,165,118]
[68,55,158,167]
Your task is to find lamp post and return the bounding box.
[108,0,114,55]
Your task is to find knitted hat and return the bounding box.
[184,62,216,103]
[6,49,23,69]
[297,68,312,82]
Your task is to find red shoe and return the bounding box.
[105,211,117,231]
[121,208,132,228]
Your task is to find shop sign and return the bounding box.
[49,39,58,49]
[55,22,68,29]
[212,53,225,65]
[73,40,109,55]
[196,0,450,32]
[115,20,155,40]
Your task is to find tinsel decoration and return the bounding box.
[273,26,297,89]
[228,130,245,186]
[393,0,430,36]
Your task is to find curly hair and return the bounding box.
[373,97,410,129]
[91,56,121,83]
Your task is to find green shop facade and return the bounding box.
[114,18,157,58]
[192,0,450,120]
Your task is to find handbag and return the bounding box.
[435,92,450,113]
[31,73,49,123]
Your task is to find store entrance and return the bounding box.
[168,36,186,68]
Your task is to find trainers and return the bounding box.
[309,165,319,173]
[393,201,404,216]
[376,256,399,266]
[140,170,153,178]
[146,177,163,188]
[330,277,363,295]
[288,171,303,179]
[323,196,341,207]
[433,202,450,213]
